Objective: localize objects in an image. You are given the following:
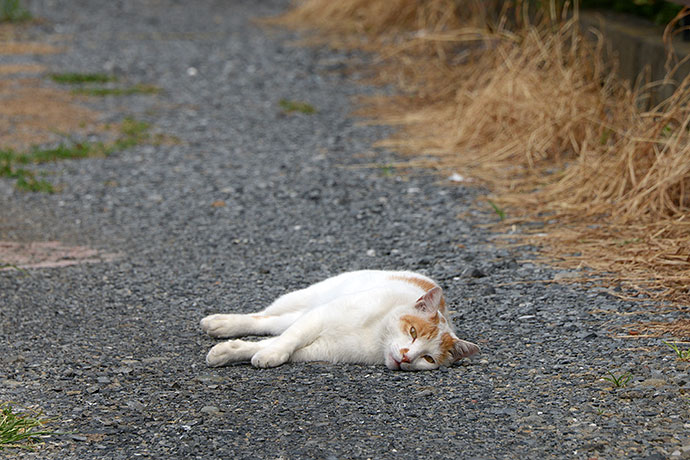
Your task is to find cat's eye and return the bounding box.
[409,326,417,340]
[423,355,435,364]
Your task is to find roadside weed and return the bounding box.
[279,99,317,114]
[49,72,159,96]
[0,0,31,22]
[488,200,506,220]
[0,403,53,450]
[0,262,29,274]
[72,84,160,97]
[603,371,632,388]
[662,341,690,361]
[379,164,395,177]
[0,118,155,192]
[49,73,117,84]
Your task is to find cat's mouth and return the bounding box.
[387,354,402,370]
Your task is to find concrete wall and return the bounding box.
[580,9,690,103]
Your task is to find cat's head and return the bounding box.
[384,287,479,371]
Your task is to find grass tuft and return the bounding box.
[72,84,160,97]
[49,73,117,84]
[0,118,157,192]
[0,0,31,22]
[279,99,317,114]
[603,371,633,388]
[662,340,690,361]
[488,200,506,221]
[0,402,52,450]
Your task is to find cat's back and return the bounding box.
[305,270,438,306]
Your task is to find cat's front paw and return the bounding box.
[201,314,239,338]
[206,340,247,367]
[250,348,290,368]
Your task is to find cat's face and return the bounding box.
[384,287,479,371]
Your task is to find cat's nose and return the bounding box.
[400,348,411,363]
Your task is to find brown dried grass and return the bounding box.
[275,0,690,334]
[0,24,102,151]
[0,78,100,151]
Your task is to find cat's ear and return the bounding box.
[414,286,443,314]
[450,339,480,362]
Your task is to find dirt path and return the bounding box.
[1,1,688,458]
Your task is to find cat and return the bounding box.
[200,270,480,371]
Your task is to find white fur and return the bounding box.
[201,270,479,371]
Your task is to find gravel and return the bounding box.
[1,0,688,458]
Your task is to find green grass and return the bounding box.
[603,370,632,388]
[49,73,117,84]
[0,262,29,274]
[663,341,690,361]
[48,72,159,96]
[0,0,31,22]
[379,164,395,177]
[0,402,53,450]
[488,200,506,220]
[113,118,151,150]
[279,99,317,114]
[0,117,156,192]
[72,84,160,97]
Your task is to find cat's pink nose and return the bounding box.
[400,348,411,363]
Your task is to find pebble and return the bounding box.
[200,406,222,415]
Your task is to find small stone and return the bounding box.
[97,376,111,384]
[468,267,485,278]
[86,385,99,394]
[577,331,598,340]
[518,315,536,320]
[481,285,496,296]
[201,405,222,415]
[112,366,133,374]
[640,378,668,388]
[126,400,146,411]
[553,271,579,281]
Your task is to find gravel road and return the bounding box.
[1,1,688,458]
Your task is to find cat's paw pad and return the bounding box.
[251,349,289,368]
[206,340,245,367]
[200,314,236,338]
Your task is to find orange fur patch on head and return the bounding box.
[390,274,447,312]
[400,315,439,339]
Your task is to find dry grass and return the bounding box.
[0,78,100,151]
[0,22,103,151]
[0,63,45,75]
[275,0,690,336]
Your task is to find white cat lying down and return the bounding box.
[201,270,480,371]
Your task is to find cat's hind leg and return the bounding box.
[200,312,300,338]
[258,288,314,316]
[250,309,324,368]
[206,338,275,367]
